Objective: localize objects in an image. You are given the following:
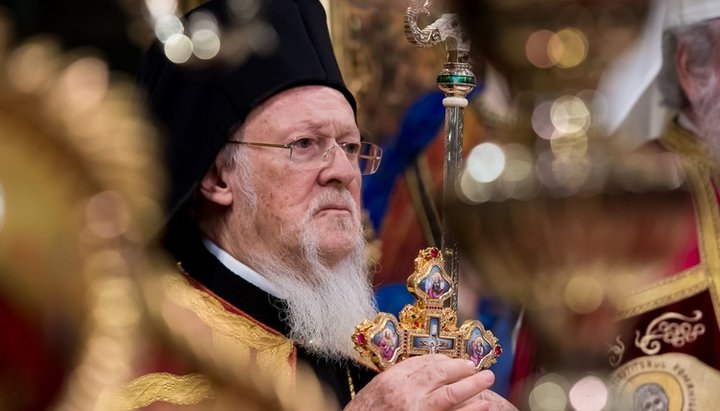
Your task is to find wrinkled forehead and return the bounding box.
[243,86,359,138]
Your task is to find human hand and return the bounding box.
[345,354,515,411]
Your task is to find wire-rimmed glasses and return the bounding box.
[226,136,383,175]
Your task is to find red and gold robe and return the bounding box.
[104,234,376,409]
[608,121,720,409]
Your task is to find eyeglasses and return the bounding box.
[226,136,383,175]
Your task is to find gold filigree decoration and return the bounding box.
[608,336,625,368]
[100,373,213,410]
[634,310,706,355]
[353,248,501,371]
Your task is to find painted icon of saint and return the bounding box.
[468,335,486,365]
[425,268,448,299]
[378,326,399,361]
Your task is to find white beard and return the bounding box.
[245,189,377,362]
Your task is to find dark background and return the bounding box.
[0,0,201,75]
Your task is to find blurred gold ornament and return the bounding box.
[444,0,692,396]
[0,16,335,411]
[0,28,161,410]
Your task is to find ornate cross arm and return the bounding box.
[353,248,501,371]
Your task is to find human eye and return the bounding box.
[342,142,361,155]
[290,137,318,150]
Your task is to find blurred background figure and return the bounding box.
[444,0,720,408]
[600,0,720,408]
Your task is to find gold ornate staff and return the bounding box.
[353,1,500,372]
[404,0,474,312]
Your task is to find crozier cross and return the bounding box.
[410,316,457,355]
[353,248,501,371]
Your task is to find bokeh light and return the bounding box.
[467,143,506,183]
[532,101,555,140]
[246,22,279,55]
[229,0,261,21]
[145,0,178,18]
[564,275,604,314]
[85,191,130,239]
[569,375,608,411]
[530,375,568,411]
[191,29,221,60]
[7,42,58,93]
[551,96,591,135]
[154,14,184,43]
[500,144,534,184]
[164,33,193,63]
[189,10,218,31]
[550,134,589,158]
[548,28,588,68]
[526,30,555,69]
[58,57,109,114]
[460,170,494,204]
[498,144,538,199]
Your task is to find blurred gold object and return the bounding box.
[450,189,691,365]
[452,0,651,96]
[0,17,335,410]
[0,26,161,408]
[442,0,695,404]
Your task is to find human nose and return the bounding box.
[321,143,341,162]
[318,142,358,185]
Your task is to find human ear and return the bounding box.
[676,42,712,108]
[198,160,233,206]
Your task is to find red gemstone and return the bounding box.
[430,248,439,258]
[494,345,502,356]
[356,334,365,345]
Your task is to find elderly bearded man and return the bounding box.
[131,0,516,409]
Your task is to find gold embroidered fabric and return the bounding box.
[161,273,296,387]
[610,353,720,410]
[617,122,720,326]
[101,373,213,410]
[616,268,708,319]
[634,310,706,355]
[608,122,720,409]
[112,272,299,409]
[608,336,625,367]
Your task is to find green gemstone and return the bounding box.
[436,74,476,85]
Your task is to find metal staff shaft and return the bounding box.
[437,53,475,311]
[405,6,475,310]
[441,102,465,311]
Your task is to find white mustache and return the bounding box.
[308,189,358,218]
